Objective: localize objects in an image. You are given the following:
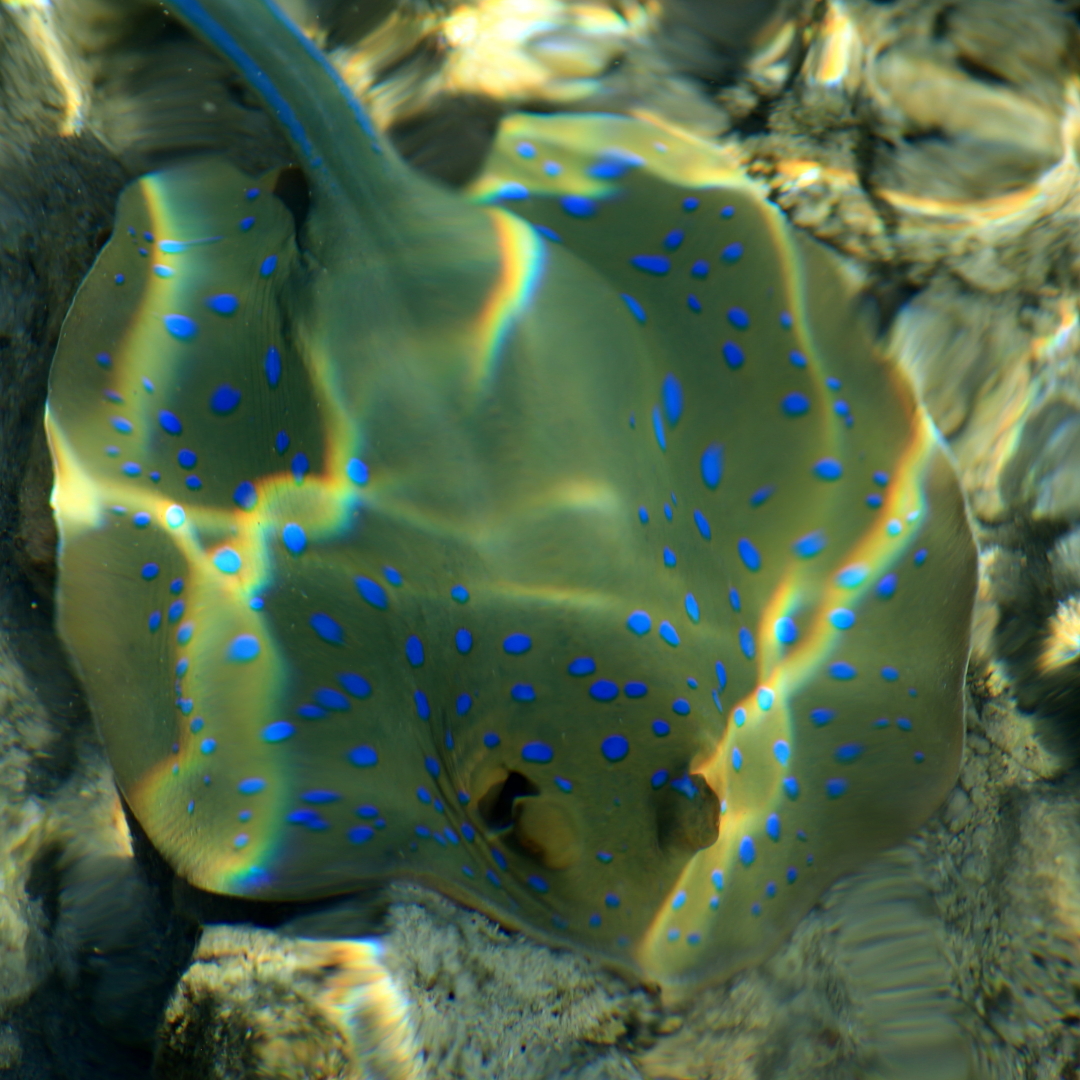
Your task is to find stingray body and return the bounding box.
[45,0,976,990]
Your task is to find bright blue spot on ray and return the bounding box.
[663,230,684,250]
[693,510,711,539]
[701,443,723,488]
[349,826,374,844]
[512,684,536,702]
[310,613,344,645]
[406,636,424,666]
[794,531,826,557]
[914,548,928,566]
[874,471,889,486]
[621,293,646,322]
[210,385,240,414]
[533,224,561,242]
[687,294,701,312]
[383,566,402,586]
[340,673,371,698]
[483,732,500,749]
[782,392,810,417]
[178,449,196,469]
[663,547,676,567]
[263,721,294,742]
[456,694,472,715]
[722,341,744,368]
[260,254,277,276]
[651,405,666,451]
[811,708,835,726]
[837,564,867,587]
[727,307,749,329]
[627,611,651,635]
[638,506,649,524]
[715,661,727,690]
[739,628,755,659]
[766,814,780,840]
[357,577,389,609]
[349,746,378,767]
[783,777,799,799]
[303,789,340,804]
[214,549,241,574]
[877,574,898,598]
[625,682,647,698]
[826,778,848,798]
[729,588,741,612]
[774,740,790,765]
[691,259,709,278]
[206,294,238,315]
[758,687,775,710]
[238,778,265,795]
[722,242,742,262]
[672,698,690,715]
[663,503,673,520]
[659,622,680,647]
[651,769,669,789]
[346,458,368,485]
[164,314,197,340]
[451,585,469,603]
[275,431,289,455]
[830,662,857,680]
[652,720,670,737]
[738,538,761,571]
[683,197,699,210]
[497,182,529,200]
[835,743,863,763]
[455,628,472,654]
[283,523,306,554]
[140,562,159,581]
[631,254,670,275]
[517,142,536,157]
[414,691,430,719]
[590,680,618,702]
[504,633,531,654]
[234,481,257,509]
[662,373,683,425]
[159,410,183,435]
[739,837,755,865]
[830,608,856,629]
[522,742,553,763]
[881,666,899,681]
[601,735,629,762]
[264,346,281,387]
[814,458,843,480]
[789,350,807,367]
[685,593,700,622]
[568,657,596,675]
[562,194,596,217]
[775,617,798,644]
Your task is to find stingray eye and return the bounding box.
[476,769,539,831]
[654,773,720,854]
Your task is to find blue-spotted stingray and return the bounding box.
[45,0,977,992]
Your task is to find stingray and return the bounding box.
[45,0,977,992]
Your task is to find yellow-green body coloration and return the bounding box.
[46,0,976,993]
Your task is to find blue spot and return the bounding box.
[234,482,257,509]
[774,740,790,765]
[263,721,294,742]
[568,657,596,676]
[897,717,912,731]
[866,494,883,508]
[504,633,531,654]
[260,254,277,276]
[554,777,572,793]
[282,523,306,554]
[837,565,867,588]
[239,217,255,231]
[652,406,666,451]
[159,410,183,435]
[562,195,596,217]
[349,746,378,767]
[739,837,756,866]
[238,778,265,795]
[738,538,761,571]
[659,622,680,647]
[683,197,699,210]
[826,778,848,798]
[835,743,863,763]
[455,628,472,654]
[214,549,241,574]
[721,242,743,262]
[405,636,424,666]
[766,814,780,841]
[451,585,469,603]
[263,346,282,388]
[414,691,430,720]
[631,255,670,275]
[517,142,536,157]
[590,680,618,702]
[210,385,240,414]
[783,777,800,799]
[814,458,843,481]
[310,613,344,645]
[347,459,369,485]
[522,742,553,763]
[177,449,197,469]
[715,661,727,690]
[357,577,389,610]
[693,510,711,540]
[663,547,676,567]
[315,688,349,711]
[456,694,472,716]
[775,617,798,644]
[627,611,651,635]
[621,294,646,322]
[722,341,744,368]
[830,662,857,680]
[512,684,536,702]
[206,294,238,316]
[701,443,723,488]
[115,274,124,284]
[826,377,841,390]
[727,308,749,329]
[685,593,700,622]
[185,476,203,491]
[625,682,647,698]
[811,708,834,726]
[340,673,372,698]
[275,431,290,454]
[652,720,670,737]
[303,789,340,804]
[112,418,133,434]
[605,893,620,908]
[140,562,159,581]
[782,392,810,417]
[914,548,927,566]
[497,182,529,200]
[663,230,684,250]
[349,826,374,844]
[739,628,755,659]
[651,769,669,789]
[691,260,709,278]
[672,698,690,715]
[789,350,807,367]
[424,756,441,778]
[528,875,549,893]
[383,567,402,586]
[601,735,628,762]
[794,531,826,557]
[881,666,899,681]
[534,224,561,242]
[663,503,673,521]
[830,609,856,630]
[662,374,683,425]
[483,732,500,749]
[877,574,898,599]
[164,314,197,340]
[687,294,701,312]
